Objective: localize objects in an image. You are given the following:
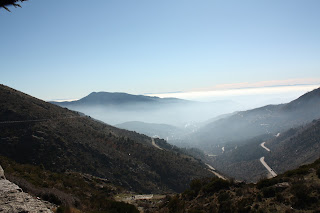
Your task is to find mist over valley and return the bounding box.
[2,0,320,212]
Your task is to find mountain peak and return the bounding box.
[284,87,320,110]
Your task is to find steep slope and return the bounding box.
[208,118,320,182]
[0,156,139,212]
[156,158,320,213]
[0,164,54,212]
[209,134,273,182]
[0,84,213,194]
[266,119,320,174]
[191,87,320,152]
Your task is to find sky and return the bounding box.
[1,0,320,103]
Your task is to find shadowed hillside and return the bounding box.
[156,158,320,212]
[190,87,320,153]
[207,119,320,183]
[0,84,213,194]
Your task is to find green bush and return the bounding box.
[189,209,205,213]
[284,167,309,177]
[218,191,230,203]
[182,189,196,200]
[190,179,203,193]
[203,178,230,194]
[236,198,253,213]
[109,201,139,213]
[168,195,184,213]
[41,192,62,205]
[290,182,316,209]
[56,206,71,213]
[218,200,233,213]
[275,192,284,202]
[262,187,276,198]
[257,178,279,189]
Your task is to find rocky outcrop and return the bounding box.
[0,165,54,213]
[0,165,5,180]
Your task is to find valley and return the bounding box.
[2,1,320,212]
[1,84,320,212]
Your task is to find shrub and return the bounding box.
[256,193,262,202]
[275,192,284,202]
[290,182,316,209]
[236,198,253,213]
[262,187,276,198]
[189,209,205,213]
[190,179,203,193]
[316,168,320,179]
[182,189,196,200]
[56,206,71,213]
[284,167,309,177]
[203,178,230,194]
[218,200,233,213]
[42,192,62,205]
[257,178,279,189]
[109,201,139,213]
[218,191,230,203]
[168,195,184,213]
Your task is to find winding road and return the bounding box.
[260,157,277,177]
[151,138,163,150]
[205,163,227,180]
[259,142,277,178]
[0,116,82,124]
[150,138,227,180]
[260,142,270,152]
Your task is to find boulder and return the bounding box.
[0,165,5,179]
[0,165,54,212]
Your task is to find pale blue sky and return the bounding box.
[1,0,320,101]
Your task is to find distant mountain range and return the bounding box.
[189,87,320,152]
[51,91,241,126]
[51,92,192,108]
[0,84,213,194]
[191,87,320,182]
[208,118,320,183]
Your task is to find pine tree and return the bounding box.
[1,0,28,12]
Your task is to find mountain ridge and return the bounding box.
[0,84,213,194]
[189,87,320,152]
[52,91,193,107]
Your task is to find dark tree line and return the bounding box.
[1,0,27,11]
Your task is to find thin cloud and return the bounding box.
[146,78,320,101]
[191,78,320,92]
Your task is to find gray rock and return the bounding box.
[0,165,5,180]
[0,165,54,213]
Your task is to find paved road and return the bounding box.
[151,138,163,150]
[205,163,227,180]
[134,194,154,200]
[205,163,216,171]
[260,157,277,177]
[260,142,271,152]
[0,116,81,124]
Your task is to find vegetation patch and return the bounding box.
[0,156,138,213]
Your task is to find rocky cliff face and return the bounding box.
[0,165,5,180]
[0,165,54,213]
